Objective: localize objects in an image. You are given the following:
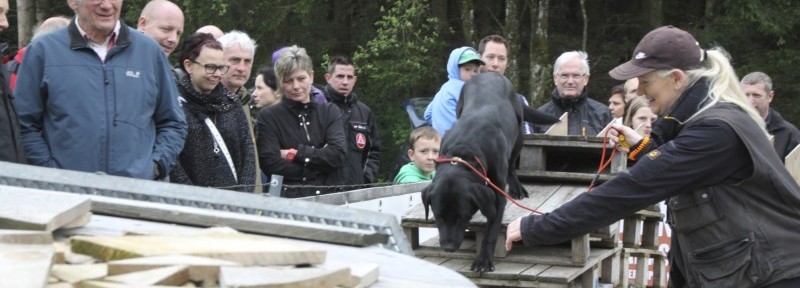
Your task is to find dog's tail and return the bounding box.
[422,185,431,221]
[523,105,560,125]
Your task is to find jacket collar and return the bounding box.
[550,88,588,111]
[69,18,131,50]
[652,78,710,143]
[324,85,358,105]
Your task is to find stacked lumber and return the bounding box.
[0,186,381,288]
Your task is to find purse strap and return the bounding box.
[204,117,237,182]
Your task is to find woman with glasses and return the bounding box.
[256,45,346,198]
[169,33,256,192]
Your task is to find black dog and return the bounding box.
[422,73,559,272]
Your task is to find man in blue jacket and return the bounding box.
[15,0,187,180]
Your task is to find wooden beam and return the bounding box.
[89,195,388,248]
[0,186,91,231]
[71,233,327,266]
[0,230,54,288]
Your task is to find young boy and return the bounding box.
[393,126,441,183]
[423,47,485,136]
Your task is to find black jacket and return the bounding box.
[535,88,611,136]
[256,97,346,198]
[520,79,800,287]
[766,108,800,161]
[324,85,381,187]
[0,63,25,163]
[169,77,256,192]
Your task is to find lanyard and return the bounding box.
[204,117,238,182]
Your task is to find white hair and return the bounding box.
[553,51,590,76]
[218,30,257,56]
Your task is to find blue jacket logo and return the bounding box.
[125,70,140,78]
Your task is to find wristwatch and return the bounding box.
[286,148,298,162]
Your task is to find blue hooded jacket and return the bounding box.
[424,47,476,136]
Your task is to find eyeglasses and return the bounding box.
[191,60,229,75]
[557,73,587,81]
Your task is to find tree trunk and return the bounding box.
[17,0,37,46]
[580,0,587,51]
[460,0,474,43]
[528,0,549,104]
[643,0,663,28]
[503,0,520,88]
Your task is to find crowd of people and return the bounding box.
[1,0,800,286]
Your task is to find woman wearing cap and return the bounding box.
[505,26,800,287]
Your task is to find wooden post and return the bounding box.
[519,145,546,171]
[403,227,419,249]
[571,234,589,265]
[600,251,621,285]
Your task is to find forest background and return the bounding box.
[6,0,799,182]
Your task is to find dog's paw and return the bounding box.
[470,257,495,272]
[508,180,529,200]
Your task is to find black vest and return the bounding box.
[668,103,800,287]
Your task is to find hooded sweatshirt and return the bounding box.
[424,47,475,136]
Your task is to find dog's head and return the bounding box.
[422,164,492,252]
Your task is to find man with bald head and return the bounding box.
[196,25,223,39]
[137,0,184,56]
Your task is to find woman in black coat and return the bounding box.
[169,33,256,192]
[256,45,345,198]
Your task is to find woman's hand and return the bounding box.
[607,124,642,153]
[505,217,523,251]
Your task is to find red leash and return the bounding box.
[589,129,618,191]
[434,156,545,215]
[434,131,619,215]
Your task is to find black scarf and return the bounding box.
[551,88,588,112]
[651,78,711,144]
[177,75,237,115]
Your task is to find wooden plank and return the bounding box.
[480,262,534,280]
[107,254,239,283]
[90,196,388,248]
[79,281,183,288]
[344,262,379,288]
[785,144,800,184]
[544,113,569,136]
[300,181,430,205]
[537,185,585,213]
[634,253,648,287]
[0,229,54,244]
[0,230,55,288]
[61,212,93,230]
[520,146,546,171]
[537,265,583,284]
[218,264,350,288]
[50,264,108,284]
[415,245,620,268]
[104,265,189,286]
[440,258,473,272]
[517,170,615,183]
[0,186,91,231]
[652,252,668,288]
[70,234,326,266]
[518,264,550,281]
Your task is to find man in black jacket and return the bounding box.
[741,71,800,162]
[0,0,25,163]
[535,51,612,136]
[323,56,380,188]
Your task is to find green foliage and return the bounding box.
[353,0,447,181]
